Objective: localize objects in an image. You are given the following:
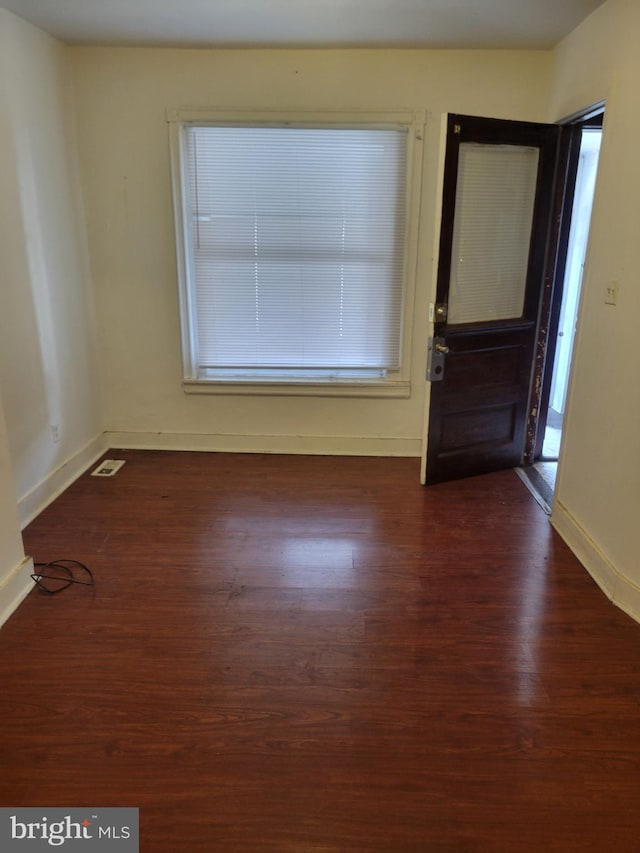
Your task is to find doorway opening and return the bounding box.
[519,108,603,511]
[542,127,602,459]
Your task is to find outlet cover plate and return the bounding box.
[604,280,619,306]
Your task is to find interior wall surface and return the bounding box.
[549,0,640,618]
[0,10,104,526]
[70,46,552,456]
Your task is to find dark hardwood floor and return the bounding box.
[2,451,640,851]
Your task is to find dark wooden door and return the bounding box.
[425,114,560,485]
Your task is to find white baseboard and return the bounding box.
[18,432,108,529]
[103,430,422,458]
[551,499,640,624]
[0,555,35,630]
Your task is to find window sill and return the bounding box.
[182,378,411,398]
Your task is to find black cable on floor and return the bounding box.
[31,560,94,595]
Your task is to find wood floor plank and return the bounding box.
[1,451,640,851]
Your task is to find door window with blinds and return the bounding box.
[169,112,415,394]
[447,143,539,325]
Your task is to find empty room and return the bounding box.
[1,0,639,850]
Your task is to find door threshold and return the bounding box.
[516,465,553,514]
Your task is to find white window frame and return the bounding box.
[168,108,424,397]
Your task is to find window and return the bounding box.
[169,110,420,396]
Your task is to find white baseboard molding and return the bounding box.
[18,432,108,529]
[0,555,35,630]
[552,499,640,624]
[103,430,422,458]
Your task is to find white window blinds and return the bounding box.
[447,143,539,325]
[181,125,407,377]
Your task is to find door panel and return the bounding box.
[428,326,533,481]
[425,115,560,485]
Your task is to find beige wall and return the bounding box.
[0,13,32,621]
[0,10,104,527]
[70,46,552,456]
[0,391,30,627]
[549,0,640,617]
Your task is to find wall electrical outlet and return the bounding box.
[50,424,61,443]
[604,280,619,306]
[91,459,126,477]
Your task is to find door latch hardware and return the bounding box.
[434,303,448,321]
[428,302,448,323]
[426,337,449,382]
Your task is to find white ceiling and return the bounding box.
[0,0,606,49]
